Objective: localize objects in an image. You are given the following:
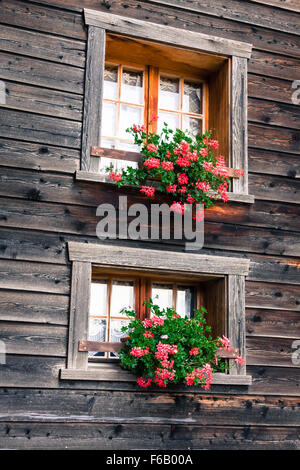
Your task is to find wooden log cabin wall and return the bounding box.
[0,0,299,450]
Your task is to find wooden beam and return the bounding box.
[84,9,252,59]
[68,241,250,276]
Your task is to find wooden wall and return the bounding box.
[0,0,299,450]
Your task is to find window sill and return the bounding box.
[60,367,252,386]
[75,170,255,204]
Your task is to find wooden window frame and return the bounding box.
[60,242,251,386]
[78,9,254,203]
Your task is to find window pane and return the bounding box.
[118,141,140,153]
[103,65,118,100]
[119,105,143,138]
[183,81,202,114]
[88,318,106,357]
[159,76,180,110]
[152,283,173,311]
[90,281,108,316]
[158,111,179,133]
[121,69,144,105]
[100,139,116,150]
[110,281,134,316]
[102,101,117,137]
[109,319,130,358]
[176,286,195,319]
[182,116,202,137]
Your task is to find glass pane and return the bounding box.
[110,281,134,316]
[152,283,173,311]
[183,81,202,114]
[109,319,130,358]
[88,318,106,357]
[103,65,118,100]
[121,69,144,105]
[110,319,130,342]
[119,105,143,138]
[158,111,179,133]
[159,76,180,110]
[100,139,116,150]
[118,141,140,153]
[102,101,117,137]
[90,281,108,316]
[182,116,202,137]
[176,286,195,319]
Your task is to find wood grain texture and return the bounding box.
[0,290,69,326]
[2,388,300,426]
[0,421,298,449]
[2,81,83,120]
[67,241,250,275]
[0,52,84,93]
[0,322,67,357]
[249,123,300,154]
[0,0,86,40]
[232,57,248,194]
[249,174,300,203]
[246,281,300,311]
[248,75,298,105]
[247,336,300,367]
[248,148,300,178]
[84,8,252,58]
[141,0,300,35]
[0,109,81,148]
[249,98,299,130]
[0,24,85,67]
[249,0,300,12]
[67,261,91,369]
[246,308,300,338]
[0,138,79,174]
[0,259,70,295]
[249,50,300,80]
[81,26,105,172]
[228,275,246,374]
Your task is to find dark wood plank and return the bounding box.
[248,365,300,396]
[246,281,300,311]
[246,308,300,338]
[247,336,300,367]
[0,197,299,256]
[2,81,83,120]
[1,228,299,286]
[249,98,299,130]
[0,24,85,67]
[0,51,84,93]
[0,290,69,325]
[249,50,300,80]
[0,421,298,449]
[0,322,67,357]
[248,74,297,105]
[0,259,70,295]
[248,123,300,154]
[0,109,81,148]
[248,148,300,178]
[0,0,86,40]
[0,168,298,232]
[1,388,300,426]
[249,174,300,203]
[142,0,300,35]
[0,138,79,174]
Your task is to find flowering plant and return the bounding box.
[119,300,243,390]
[108,121,244,217]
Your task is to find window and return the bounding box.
[87,268,225,361]
[78,9,254,202]
[61,242,251,386]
